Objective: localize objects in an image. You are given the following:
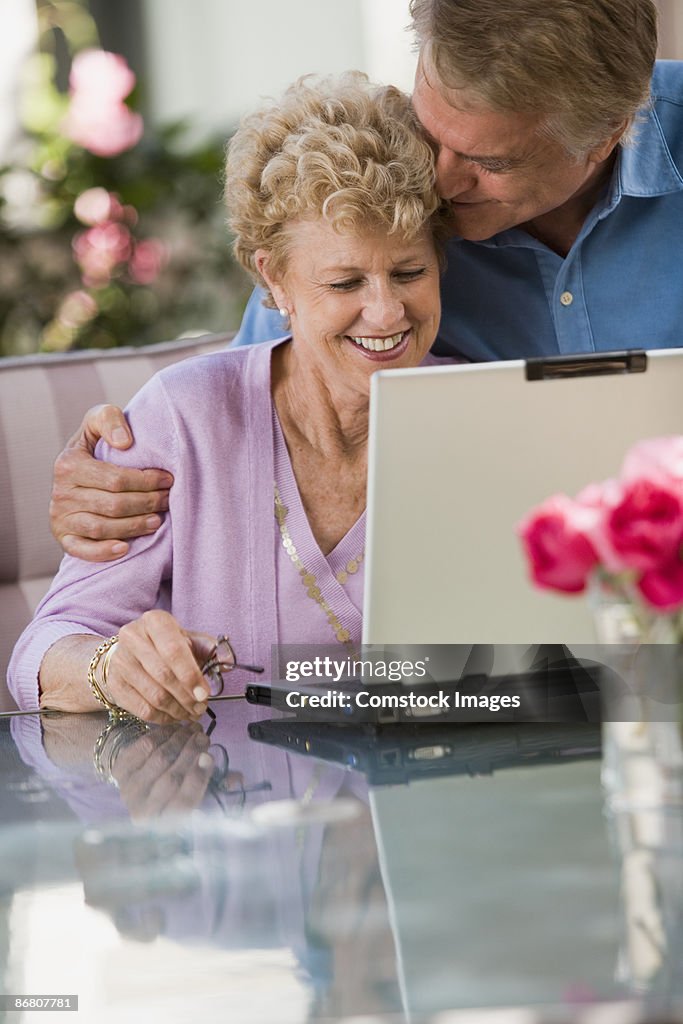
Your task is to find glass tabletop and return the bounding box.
[0,700,681,1024]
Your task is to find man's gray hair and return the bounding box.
[410,0,658,156]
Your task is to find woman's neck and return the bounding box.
[272,341,370,459]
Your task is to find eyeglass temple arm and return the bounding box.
[203,658,264,675]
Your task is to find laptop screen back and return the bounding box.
[364,349,683,648]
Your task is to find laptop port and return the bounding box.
[379,749,400,767]
[411,745,450,761]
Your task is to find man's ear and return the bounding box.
[255,249,289,312]
[589,118,630,164]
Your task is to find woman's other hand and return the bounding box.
[106,611,216,723]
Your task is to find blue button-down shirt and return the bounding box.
[233,61,683,361]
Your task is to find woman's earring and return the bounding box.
[279,308,289,318]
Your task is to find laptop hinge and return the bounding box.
[525,350,647,381]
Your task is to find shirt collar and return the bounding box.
[614,102,683,198]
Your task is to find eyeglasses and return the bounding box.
[201,635,264,733]
[205,741,272,810]
[201,635,264,696]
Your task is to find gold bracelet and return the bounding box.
[93,717,148,785]
[92,720,119,784]
[100,637,118,702]
[87,636,131,718]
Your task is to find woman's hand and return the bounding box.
[106,611,217,723]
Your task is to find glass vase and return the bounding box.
[590,578,683,808]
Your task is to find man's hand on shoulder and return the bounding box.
[50,404,174,562]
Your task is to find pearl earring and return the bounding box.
[279,308,289,319]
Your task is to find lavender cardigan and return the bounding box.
[9,338,454,709]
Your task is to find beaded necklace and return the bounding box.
[274,483,363,650]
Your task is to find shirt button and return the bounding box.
[560,291,574,306]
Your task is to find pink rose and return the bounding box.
[637,558,683,611]
[72,222,132,287]
[517,494,599,594]
[64,99,143,158]
[574,479,629,573]
[621,436,683,491]
[605,478,683,571]
[129,239,167,284]
[69,50,136,104]
[575,479,622,511]
[63,51,143,157]
[74,188,123,226]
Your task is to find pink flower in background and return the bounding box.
[63,50,143,157]
[517,494,599,594]
[68,50,136,102]
[74,188,138,228]
[63,53,171,294]
[605,478,683,571]
[129,238,168,284]
[72,222,132,287]
[65,101,143,157]
[74,188,123,226]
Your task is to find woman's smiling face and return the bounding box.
[257,218,441,387]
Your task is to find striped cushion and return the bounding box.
[0,332,233,710]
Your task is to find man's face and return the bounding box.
[412,56,612,241]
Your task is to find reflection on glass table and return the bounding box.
[0,703,681,1022]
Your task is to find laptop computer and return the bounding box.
[246,349,682,719]
[247,718,601,786]
[363,348,683,651]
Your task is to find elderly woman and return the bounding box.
[9,72,454,722]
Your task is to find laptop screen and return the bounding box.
[364,348,683,648]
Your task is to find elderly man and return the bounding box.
[52,0,680,561]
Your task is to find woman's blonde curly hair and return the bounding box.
[224,72,446,308]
